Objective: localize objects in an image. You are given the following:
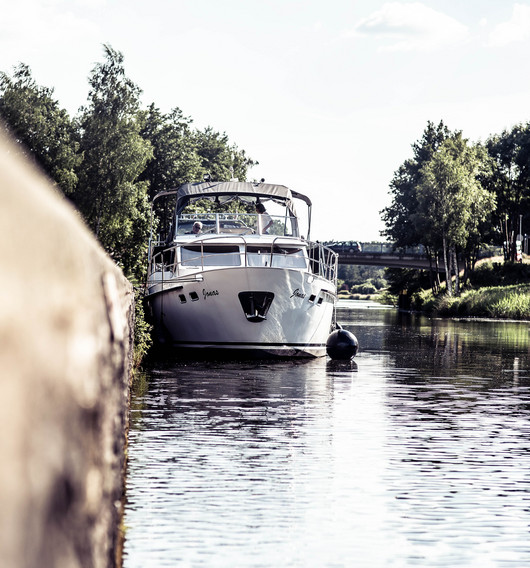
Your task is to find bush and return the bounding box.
[133,290,152,368]
[350,282,377,295]
[372,277,387,290]
[471,261,530,287]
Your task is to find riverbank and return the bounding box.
[410,283,530,320]
[372,258,530,320]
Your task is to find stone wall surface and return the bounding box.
[0,130,134,568]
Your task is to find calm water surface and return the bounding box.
[123,301,530,567]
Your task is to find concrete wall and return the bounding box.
[0,129,134,568]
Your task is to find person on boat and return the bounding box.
[255,203,273,234]
[191,221,203,234]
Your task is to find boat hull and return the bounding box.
[145,266,336,357]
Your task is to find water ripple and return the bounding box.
[124,307,530,567]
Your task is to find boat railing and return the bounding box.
[307,242,339,284]
[147,237,338,288]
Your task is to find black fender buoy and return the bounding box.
[326,329,359,360]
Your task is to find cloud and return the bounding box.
[348,2,469,52]
[489,3,530,46]
[0,0,100,57]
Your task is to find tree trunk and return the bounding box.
[428,251,438,295]
[435,253,441,292]
[443,234,452,296]
[453,248,460,296]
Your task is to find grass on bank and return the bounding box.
[412,283,530,320]
[366,259,530,320]
[397,259,530,320]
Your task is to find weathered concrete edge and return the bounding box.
[0,128,134,568]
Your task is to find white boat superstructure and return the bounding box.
[144,180,338,357]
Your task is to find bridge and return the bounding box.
[326,242,502,271]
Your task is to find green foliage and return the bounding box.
[422,284,530,320]
[133,290,152,368]
[194,126,257,181]
[0,63,81,194]
[408,260,530,320]
[338,264,386,289]
[384,119,530,292]
[74,45,153,280]
[139,104,203,201]
[470,261,530,286]
[350,282,377,295]
[486,124,530,261]
[337,264,387,298]
[382,121,497,296]
[381,120,450,247]
[418,134,495,252]
[488,291,530,319]
[384,267,432,295]
[137,105,257,242]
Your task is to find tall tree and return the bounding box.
[486,123,530,261]
[139,110,257,241]
[0,63,80,195]
[194,126,257,181]
[382,122,496,296]
[139,104,202,201]
[381,121,450,249]
[381,121,451,291]
[74,45,152,279]
[418,134,495,295]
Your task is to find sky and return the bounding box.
[2,0,530,242]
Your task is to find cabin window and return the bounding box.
[246,246,272,267]
[181,245,241,267]
[271,247,307,268]
[246,246,307,268]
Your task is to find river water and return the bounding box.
[123,300,530,567]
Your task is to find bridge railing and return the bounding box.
[326,242,503,258]
[325,242,427,256]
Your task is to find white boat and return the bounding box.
[144,180,338,357]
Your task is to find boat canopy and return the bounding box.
[150,180,314,242]
[174,181,312,218]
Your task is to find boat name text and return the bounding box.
[290,288,306,299]
[203,289,220,300]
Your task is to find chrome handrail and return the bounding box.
[147,238,338,289]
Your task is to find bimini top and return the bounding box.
[171,181,312,215]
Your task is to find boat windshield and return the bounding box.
[176,211,297,237]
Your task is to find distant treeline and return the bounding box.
[0,44,256,283]
[381,120,530,296]
[338,265,387,295]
